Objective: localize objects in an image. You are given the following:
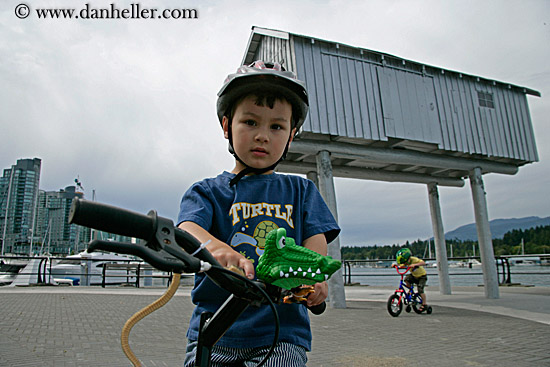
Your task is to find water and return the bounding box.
[346,265,550,287]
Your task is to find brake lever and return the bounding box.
[87,211,208,274]
[88,240,191,273]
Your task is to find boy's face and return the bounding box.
[223,95,296,174]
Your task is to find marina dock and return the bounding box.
[0,285,548,366]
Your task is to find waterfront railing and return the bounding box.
[0,254,174,287]
[3,254,549,288]
[343,254,550,287]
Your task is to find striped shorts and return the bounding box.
[184,340,308,367]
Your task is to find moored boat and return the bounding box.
[49,250,137,286]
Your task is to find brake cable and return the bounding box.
[208,265,280,367]
[119,267,279,367]
[121,273,182,367]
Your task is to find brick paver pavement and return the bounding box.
[0,288,548,366]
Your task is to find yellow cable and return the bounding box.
[121,273,182,367]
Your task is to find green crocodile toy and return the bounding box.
[256,228,341,290]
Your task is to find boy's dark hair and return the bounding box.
[229,90,298,128]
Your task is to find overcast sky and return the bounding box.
[1,0,548,247]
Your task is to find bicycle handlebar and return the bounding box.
[69,198,326,312]
[70,198,154,240]
[69,198,265,303]
[392,264,413,276]
[70,198,208,258]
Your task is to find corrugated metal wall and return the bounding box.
[293,37,387,141]
[432,71,538,161]
[250,33,538,163]
[253,35,296,74]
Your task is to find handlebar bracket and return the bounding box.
[76,204,204,274]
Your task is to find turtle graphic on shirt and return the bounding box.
[229,220,279,256]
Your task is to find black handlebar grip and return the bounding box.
[306,301,326,315]
[69,198,154,240]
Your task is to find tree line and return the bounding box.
[341,224,550,260]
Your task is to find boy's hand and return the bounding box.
[306,281,328,307]
[301,233,329,307]
[178,221,255,279]
[208,242,255,279]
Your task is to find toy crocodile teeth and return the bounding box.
[256,228,342,290]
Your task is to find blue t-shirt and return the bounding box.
[177,171,340,350]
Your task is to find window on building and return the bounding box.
[478,91,495,108]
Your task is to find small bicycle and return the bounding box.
[387,265,432,317]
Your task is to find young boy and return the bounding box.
[396,248,428,310]
[178,61,340,367]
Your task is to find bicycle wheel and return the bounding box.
[387,294,402,317]
[412,294,424,314]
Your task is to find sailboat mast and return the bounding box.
[91,189,97,240]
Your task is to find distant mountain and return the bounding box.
[444,216,550,241]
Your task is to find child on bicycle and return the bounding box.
[177,60,340,367]
[396,248,428,311]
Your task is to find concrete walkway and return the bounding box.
[346,284,550,325]
[0,284,548,366]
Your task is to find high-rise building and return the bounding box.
[36,186,91,255]
[0,158,41,255]
[2,158,134,256]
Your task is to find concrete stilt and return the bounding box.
[316,150,346,309]
[427,183,451,295]
[469,167,499,299]
[306,171,318,187]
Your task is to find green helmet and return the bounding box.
[396,248,412,265]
